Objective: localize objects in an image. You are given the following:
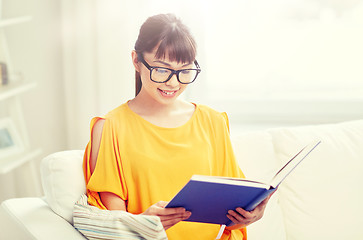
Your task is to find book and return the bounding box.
[166,140,321,225]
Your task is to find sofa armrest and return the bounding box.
[0,197,85,240]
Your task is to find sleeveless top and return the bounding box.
[83,102,247,240]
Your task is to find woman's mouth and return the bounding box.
[158,89,178,97]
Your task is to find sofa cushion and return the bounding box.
[1,197,86,239]
[231,131,286,240]
[268,119,363,240]
[40,150,85,224]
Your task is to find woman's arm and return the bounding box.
[89,119,190,229]
[90,119,127,211]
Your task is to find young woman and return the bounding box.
[83,13,270,240]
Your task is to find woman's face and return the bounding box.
[134,48,194,105]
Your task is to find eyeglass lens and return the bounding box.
[151,68,198,83]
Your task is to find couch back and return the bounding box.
[40,119,363,240]
[234,119,363,240]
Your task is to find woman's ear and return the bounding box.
[131,50,140,72]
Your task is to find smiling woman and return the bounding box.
[79,12,274,240]
[133,13,198,96]
[3,0,362,238]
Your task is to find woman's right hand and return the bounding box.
[142,201,191,230]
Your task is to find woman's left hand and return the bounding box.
[226,194,272,230]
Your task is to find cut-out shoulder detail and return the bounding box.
[90,119,105,174]
[89,118,127,211]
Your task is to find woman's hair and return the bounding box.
[134,13,197,96]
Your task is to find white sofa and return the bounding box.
[1,119,363,240]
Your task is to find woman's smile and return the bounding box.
[158,88,179,98]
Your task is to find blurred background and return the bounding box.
[0,0,362,201]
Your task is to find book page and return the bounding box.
[269,140,321,188]
[191,175,271,189]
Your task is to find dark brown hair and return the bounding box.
[134,13,197,96]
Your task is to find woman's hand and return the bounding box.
[226,194,272,230]
[142,201,192,230]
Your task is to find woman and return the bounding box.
[83,13,270,240]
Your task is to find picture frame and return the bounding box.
[0,62,8,85]
[0,117,24,159]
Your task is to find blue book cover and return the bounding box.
[166,140,321,225]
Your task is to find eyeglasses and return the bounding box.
[137,54,201,84]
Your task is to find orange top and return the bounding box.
[83,102,247,240]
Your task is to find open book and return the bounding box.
[166,140,321,225]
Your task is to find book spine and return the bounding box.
[244,188,276,211]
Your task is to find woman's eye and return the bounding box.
[155,68,169,74]
[181,70,191,75]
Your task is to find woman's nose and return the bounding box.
[165,73,179,87]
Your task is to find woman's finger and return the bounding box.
[158,212,191,221]
[154,201,187,216]
[160,212,192,230]
[227,210,244,222]
[142,201,191,230]
[155,201,168,208]
[235,207,253,218]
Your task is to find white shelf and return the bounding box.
[0,11,41,178]
[0,81,36,101]
[0,16,32,28]
[0,148,42,174]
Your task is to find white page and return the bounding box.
[270,140,321,188]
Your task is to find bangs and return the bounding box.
[134,14,198,96]
[155,27,196,64]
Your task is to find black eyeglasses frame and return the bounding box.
[137,53,201,84]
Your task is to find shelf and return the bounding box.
[0,16,32,28]
[0,148,42,174]
[0,81,36,101]
[0,13,41,178]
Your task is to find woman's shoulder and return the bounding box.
[194,103,230,130]
[195,103,231,133]
[195,103,226,120]
[103,102,130,120]
[89,102,130,130]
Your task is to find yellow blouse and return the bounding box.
[83,102,247,240]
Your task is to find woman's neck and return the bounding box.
[128,93,196,128]
[129,94,181,117]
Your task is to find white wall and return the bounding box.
[1,0,66,200]
[186,0,363,133]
